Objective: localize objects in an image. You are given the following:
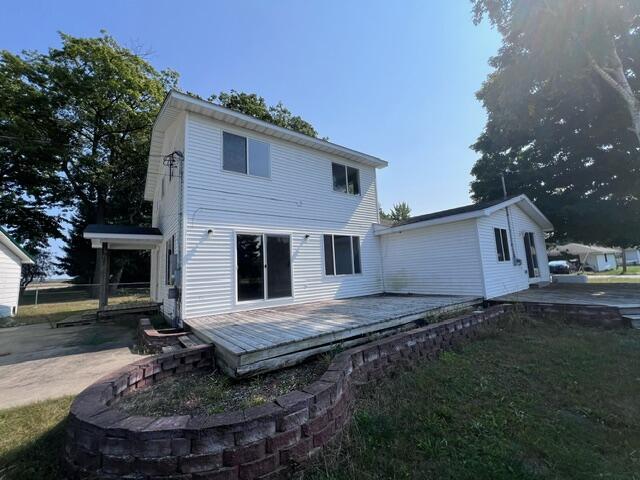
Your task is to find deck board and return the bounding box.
[186,294,480,376]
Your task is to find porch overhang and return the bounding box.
[83,225,163,250]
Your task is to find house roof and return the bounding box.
[391,195,521,227]
[548,243,620,257]
[84,225,162,236]
[375,194,554,235]
[83,225,164,251]
[0,226,35,264]
[144,90,389,201]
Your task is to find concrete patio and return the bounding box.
[0,322,147,409]
[494,283,640,308]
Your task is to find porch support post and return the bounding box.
[98,242,110,310]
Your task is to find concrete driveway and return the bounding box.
[0,322,147,409]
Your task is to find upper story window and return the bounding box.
[332,162,360,195]
[494,227,511,262]
[223,131,270,178]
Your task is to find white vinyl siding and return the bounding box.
[477,204,550,298]
[380,219,485,296]
[585,253,617,272]
[0,242,22,317]
[182,113,382,318]
[624,249,640,265]
[150,112,185,321]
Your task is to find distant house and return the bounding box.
[0,227,34,317]
[624,248,640,266]
[548,243,618,272]
[83,90,555,327]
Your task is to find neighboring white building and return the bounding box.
[548,243,618,272]
[84,91,555,325]
[376,195,553,299]
[0,227,34,318]
[624,248,640,266]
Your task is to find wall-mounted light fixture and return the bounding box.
[207,229,214,238]
[304,234,310,240]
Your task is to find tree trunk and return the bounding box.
[622,250,627,274]
[631,108,640,149]
[589,40,640,147]
[109,265,124,296]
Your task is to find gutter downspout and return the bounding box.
[175,151,184,328]
[501,174,519,267]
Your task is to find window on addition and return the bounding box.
[494,228,511,262]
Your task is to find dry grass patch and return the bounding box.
[117,354,330,416]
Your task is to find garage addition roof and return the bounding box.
[0,227,34,264]
[83,225,163,250]
[376,194,554,235]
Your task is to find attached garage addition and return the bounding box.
[376,195,554,299]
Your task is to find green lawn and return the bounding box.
[310,321,640,479]
[586,265,640,276]
[2,286,151,328]
[0,397,73,479]
[2,320,639,480]
[587,275,640,284]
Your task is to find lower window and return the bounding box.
[323,234,362,275]
[236,233,292,301]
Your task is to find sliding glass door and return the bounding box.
[236,234,264,301]
[236,233,291,301]
[266,235,292,298]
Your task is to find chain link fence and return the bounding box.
[20,282,151,308]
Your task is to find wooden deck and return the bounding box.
[186,294,480,377]
[494,283,640,308]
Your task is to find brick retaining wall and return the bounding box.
[138,318,185,353]
[64,304,515,479]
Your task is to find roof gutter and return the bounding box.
[0,228,34,264]
[374,210,484,236]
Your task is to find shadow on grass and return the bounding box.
[0,413,68,480]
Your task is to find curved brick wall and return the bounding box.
[64,304,512,480]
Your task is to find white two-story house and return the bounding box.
[145,91,387,323]
[139,90,554,321]
[82,90,553,374]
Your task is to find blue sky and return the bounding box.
[2,0,500,256]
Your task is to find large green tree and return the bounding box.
[209,90,318,137]
[380,202,412,223]
[1,32,178,284]
[470,0,640,256]
[0,52,69,252]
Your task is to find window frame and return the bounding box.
[222,131,271,179]
[233,231,294,304]
[494,227,511,263]
[331,162,360,196]
[322,234,362,276]
[524,231,540,277]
